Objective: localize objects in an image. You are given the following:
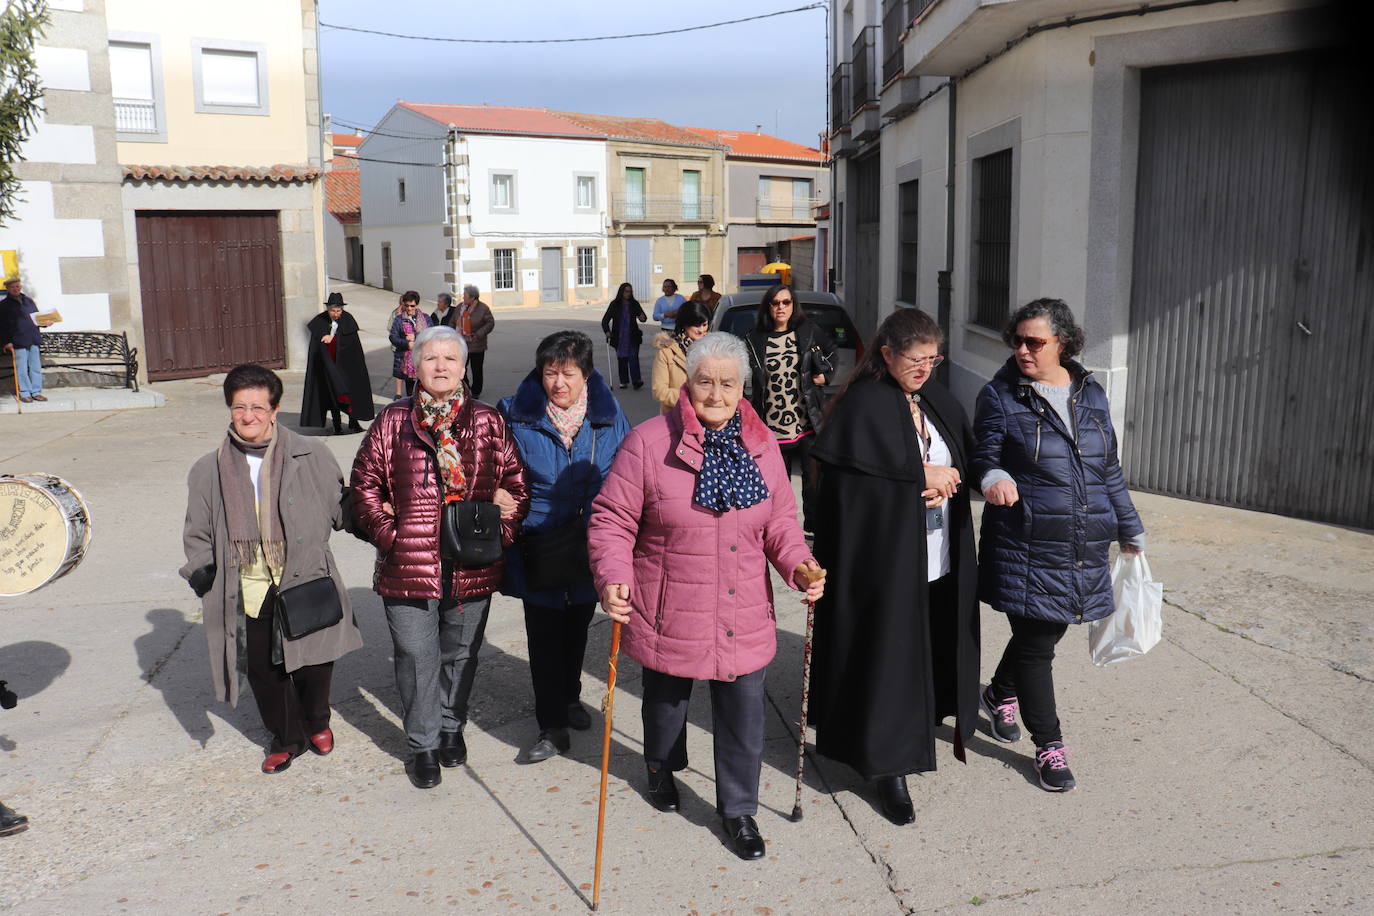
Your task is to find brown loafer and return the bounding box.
[31,394,47,402]
[19,396,32,403]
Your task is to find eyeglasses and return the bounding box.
[897,353,944,370]
[230,405,273,417]
[1011,335,1053,353]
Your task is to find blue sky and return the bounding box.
[319,0,828,147]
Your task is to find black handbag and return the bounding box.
[520,426,598,592]
[441,499,504,566]
[268,572,343,641]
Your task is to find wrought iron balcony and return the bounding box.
[115,98,157,133]
[829,63,851,134]
[611,193,717,223]
[851,26,879,118]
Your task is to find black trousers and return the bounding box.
[989,615,1070,747]
[616,348,642,386]
[641,666,766,818]
[778,433,817,531]
[465,351,486,398]
[244,604,333,756]
[523,600,595,730]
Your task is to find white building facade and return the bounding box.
[829,0,1373,528]
[357,103,608,307]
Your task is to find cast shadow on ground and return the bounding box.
[0,640,71,751]
[135,608,262,748]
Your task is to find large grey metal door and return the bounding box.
[1125,52,1374,528]
[540,247,562,302]
[625,237,651,302]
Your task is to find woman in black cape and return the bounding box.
[808,307,979,825]
[301,293,376,434]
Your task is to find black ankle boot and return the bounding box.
[875,775,915,825]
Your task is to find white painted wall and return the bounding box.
[0,181,110,329]
[324,213,347,280]
[360,222,446,298]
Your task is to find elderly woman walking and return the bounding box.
[498,331,631,763]
[589,332,825,861]
[389,291,430,399]
[351,325,529,789]
[600,282,648,390]
[181,364,363,774]
[808,307,977,825]
[650,300,711,413]
[972,298,1146,792]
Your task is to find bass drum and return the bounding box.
[0,474,92,596]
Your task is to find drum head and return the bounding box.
[0,477,76,596]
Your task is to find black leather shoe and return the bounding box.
[524,728,570,763]
[721,815,765,860]
[0,802,29,837]
[437,730,466,768]
[347,418,363,433]
[408,750,442,789]
[876,775,915,825]
[566,702,592,731]
[645,765,680,812]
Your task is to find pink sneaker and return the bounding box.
[980,686,1022,743]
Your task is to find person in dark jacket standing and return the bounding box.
[972,298,1145,793]
[388,291,430,399]
[498,331,631,763]
[457,285,496,398]
[351,325,530,789]
[809,307,977,825]
[301,292,375,434]
[600,282,647,390]
[1,277,45,402]
[432,292,458,329]
[744,284,835,532]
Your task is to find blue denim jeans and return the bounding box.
[12,345,42,398]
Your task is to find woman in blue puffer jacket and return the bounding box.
[971,298,1145,793]
[498,331,631,764]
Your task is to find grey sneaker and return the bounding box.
[1035,742,1076,792]
[980,686,1022,743]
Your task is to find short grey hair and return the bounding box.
[414,324,468,364]
[685,331,749,381]
[436,292,453,307]
[462,284,480,300]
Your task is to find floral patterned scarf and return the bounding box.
[546,385,588,449]
[416,389,468,498]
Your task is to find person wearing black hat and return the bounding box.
[301,292,376,434]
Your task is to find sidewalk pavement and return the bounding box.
[0,282,1370,913]
[0,387,165,415]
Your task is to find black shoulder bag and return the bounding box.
[441,498,504,566]
[267,565,344,641]
[520,428,598,592]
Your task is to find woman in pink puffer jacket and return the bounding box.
[588,332,825,863]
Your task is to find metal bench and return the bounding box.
[2,331,140,392]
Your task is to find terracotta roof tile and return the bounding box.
[550,111,720,148]
[325,168,360,224]
[399,102,602,139]
[122,164,321,183]
[682,127,826,163]
[331,132,363,148]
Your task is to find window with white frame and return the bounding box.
[110,42,155,131]
[491,172,516,212]
[576,247,596,287]
[193,41,269,115]
[575,175,597,210]
[493,249,517,290]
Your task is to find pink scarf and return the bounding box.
[546,386,588,449]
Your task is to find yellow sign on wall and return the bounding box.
[1,250,16,281]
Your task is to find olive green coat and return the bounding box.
[180,425,363,707]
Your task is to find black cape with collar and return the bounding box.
[808,374,980,779]
[300,310,376,426]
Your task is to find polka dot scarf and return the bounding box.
[692,411,770,513]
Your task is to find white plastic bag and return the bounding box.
[1088,552,1163,666]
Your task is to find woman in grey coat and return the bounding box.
[181,364,363,774]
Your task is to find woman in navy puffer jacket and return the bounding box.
[971,298,1145,793]
[498,331,631,764]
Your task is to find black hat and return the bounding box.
[325,292,346,307]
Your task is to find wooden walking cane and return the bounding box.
[8,348,21,414]
[790,564,826,822]
[591,619,622,911]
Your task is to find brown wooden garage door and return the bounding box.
[136,211,285,380]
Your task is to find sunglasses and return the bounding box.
[1011,335,1053,353]
[771,298,794,307]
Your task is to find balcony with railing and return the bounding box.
[904,0,1064,76]
[829,62,851,135]
[882,1,908,86]
[611,193,717,224]
[756,196,825,222]
[850,26,882,142]
[115,98,158,134]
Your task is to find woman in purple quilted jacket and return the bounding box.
[588,332,825,862]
